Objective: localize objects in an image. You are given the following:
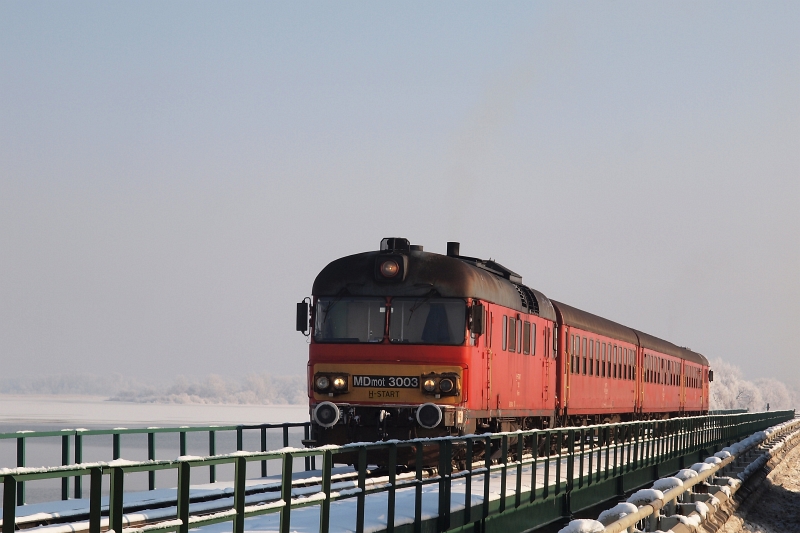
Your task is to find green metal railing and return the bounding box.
[0,411,792,533]
[0,422,312,506]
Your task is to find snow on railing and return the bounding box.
[558,416,800,533]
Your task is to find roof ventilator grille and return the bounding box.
[513,284,540,315]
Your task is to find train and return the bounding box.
[296,238,712,448]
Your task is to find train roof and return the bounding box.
[551,300,640,345]
[552,300,708,365]
[312,248,558,321]
[633,330,709,366]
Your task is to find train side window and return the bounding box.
[582,337,587,375]
[625,350,629,380]
[531,323,536,355]
[623,349,626,379]
[613,346,618,379]
[589,340,594,376]
[601,343,606,377]
[522,321,531,355]
[570,335,575,374]
[488,311,493,348]
[508,317,516,353]
[502,316,508,351]
[517,319,522,353]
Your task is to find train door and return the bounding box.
[679,360,686,413]
[485,310,493,411]
[542,325,551,404]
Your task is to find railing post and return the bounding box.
[74,432,83,499]
[483,436,491,520]
[303,425,311,471]
[261,426,268,477]
[180,431,187,457]
[148,432,156,490]
[89,467,102,533]
[415,443,424,533]
[3,475,17,533]
[177,460,191,533]
[388,443,397,533]
[319,450,332,533]
[500,434,508,511]
[62,434,71,500]
[236,426,243,452]
[516,435,524,507]
[16,436,25,505]
[109,466,124,533]
[113,433,121,460]
[466,438,475,518]
[543,432,551,499]
[209,430,216,483]
[356,446,367,533]
[233,456,247,533]
[438,439,451,531]
[530,431,538,502]
[566,429,575,494]
[280,452,294,533]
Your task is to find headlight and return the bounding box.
[439,378,454,393]
[423,378,436,392]
[315,376,330,391]
[380,260,399,278]
[332,376,347,390]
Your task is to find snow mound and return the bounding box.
[670,514,702,527]
[597,502,639,525]
[690,462,714,473]
[675,468,698,481]
[557,519,605,533]
[626,488,664,506]
[704,456,722,465]
[652,477,683,492]
[714,450,732,459]
[693,501,710,518]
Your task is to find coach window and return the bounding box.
[502,316,508,351]
[488,312,493,348]
[589,340,594,376]
[601,343,606,377]
[508,317,516,353]
[522,321,531,355]
[570,335,575,372]
[582,338,588,375]
[517,319,523,353]
[531,323,536,355]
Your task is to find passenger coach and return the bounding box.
[297,238,711,447]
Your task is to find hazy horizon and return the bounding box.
[2,3,798,385]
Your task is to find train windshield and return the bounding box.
[389,298,466,345]
[314,297,385,343]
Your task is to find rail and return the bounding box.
[0,411,793,533]
[0,422,312,505]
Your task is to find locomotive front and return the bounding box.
[297,238,491,447]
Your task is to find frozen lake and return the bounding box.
[0,394,308,430]
[0,395,309,504]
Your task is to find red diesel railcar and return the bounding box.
[297,238,711,447]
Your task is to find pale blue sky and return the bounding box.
[1,2,798,384]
